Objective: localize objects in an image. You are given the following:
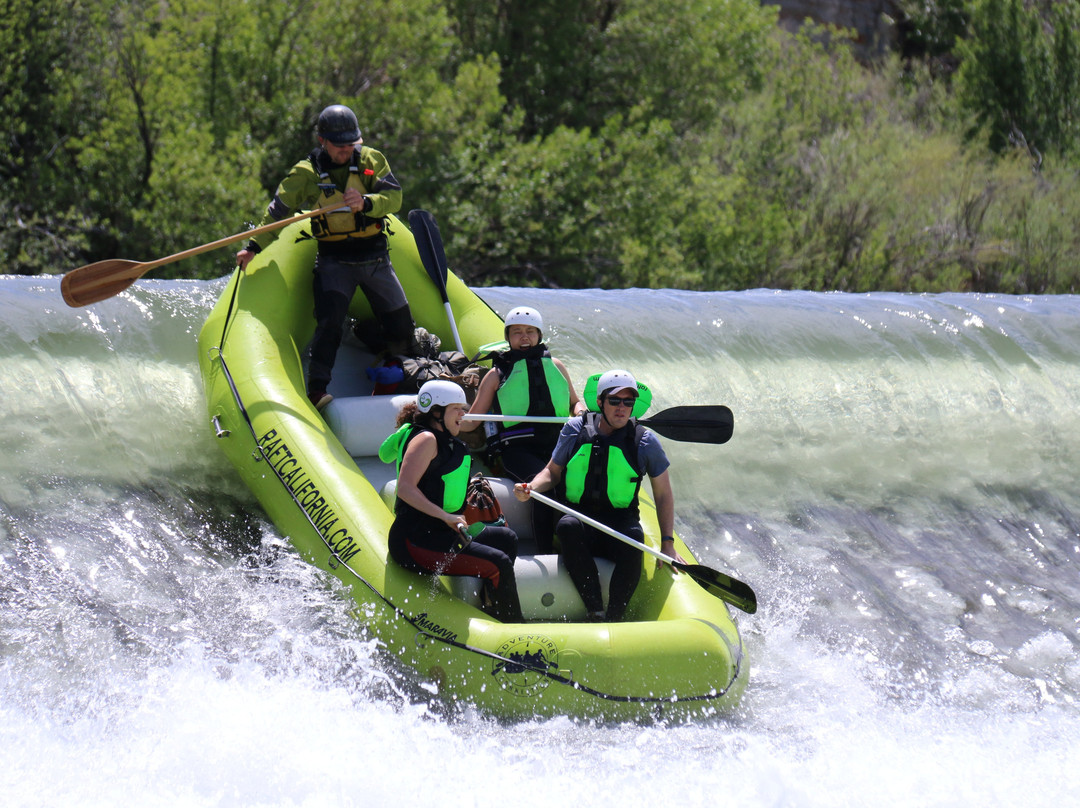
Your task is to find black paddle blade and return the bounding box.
[408,209,449,295]
[673,561,757,614]
[642,405,734,445]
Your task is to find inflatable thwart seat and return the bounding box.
[323,394,613,621]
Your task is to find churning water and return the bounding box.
[2,275,1078,806]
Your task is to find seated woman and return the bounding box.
[460,306,586,553]
[380,379,522,621]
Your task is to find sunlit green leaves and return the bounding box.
[4,0,1080,292]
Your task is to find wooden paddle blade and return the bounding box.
[642,405,734,445]
[673,561,757,614]
[408,209,449,296]
[61,259,147,307]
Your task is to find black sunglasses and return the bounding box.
[604,395,638,408]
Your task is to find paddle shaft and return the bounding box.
[137,202,345,272]
[464,414,569,424]
[61,202,343,307]
[525,489,757,614]
[527,490,675,566]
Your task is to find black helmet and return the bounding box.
[316,105,361,144]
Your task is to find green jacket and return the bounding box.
[250,145,402,251]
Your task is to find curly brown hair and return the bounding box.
[395,401,442,429]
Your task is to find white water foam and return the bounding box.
[2,278,1079,806]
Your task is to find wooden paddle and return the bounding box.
[60,202,344,307]
[526,489,757,614]
[408,208,465,353]
[464,405,735,445]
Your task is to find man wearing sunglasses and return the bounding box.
[514,369,686,621]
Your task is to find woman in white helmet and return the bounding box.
[236,104,413,412]
[460,306,586,552]
[380,380,522,621]
[513,370,686,622]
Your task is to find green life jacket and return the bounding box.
[379,422,471,513]
[563,412,646,515]
[307,146,387,241]
[494,346,570,427]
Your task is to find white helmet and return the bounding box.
[596,369,638,401]
[417,380,467,412]
[504,306,544,339]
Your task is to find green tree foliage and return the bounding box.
[955,0,1080,157]
[4,0,1080,292]
[450,0,615,136]
[0,0,105,272]
[433,0,781,286]
[590,0,774,133]
[451,0,774,136]
[898,0,968,60]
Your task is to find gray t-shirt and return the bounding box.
[550,416,670,478]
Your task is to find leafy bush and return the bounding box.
[4,0,1080,292]
[956,0,1080,158]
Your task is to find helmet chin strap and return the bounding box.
[434,407,448,431]
[422,406,447,431]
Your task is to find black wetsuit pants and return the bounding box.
[556,514,643,621]
[309,252,413,390]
